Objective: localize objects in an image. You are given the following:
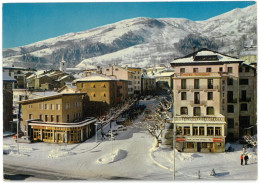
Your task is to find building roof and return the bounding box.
[142,75,155,79]
[171,48,243,66]
[2,73,17,82]
[74,74,118,82]
[19,93,85,105]
[154,72,174,77]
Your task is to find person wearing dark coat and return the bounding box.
[244,154,249,165]
[241,154,244,165]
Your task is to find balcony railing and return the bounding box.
[240,98,251,102]
[178,85,219,90]
[227,98,237,103]
[174,116,225,122]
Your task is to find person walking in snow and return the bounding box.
[241,154,244,165]
[244,153,249,165]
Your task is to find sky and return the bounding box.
[2,1,256,49]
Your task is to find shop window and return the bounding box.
[241,103,248,111]
[194,79,200,89]
[180,107,188,115]
[207,127,214,136]
[239,79,249,85]
[184,127,190,136]
[228,67,233,73]
[193,68,198,73]
[180,68,185,73]
[227,118,234,128]
[208,92,213,100]
[194,107,201,116]
[208,79,213,89]
[193,127,198,136]
[199,127,204,136]
[206,68,212,72]
[186,142,194,148]
[181,92,187,100]
[43,130,53,141]
[227,78,233,85]
[215,127,221,136]
[33,129,41,140]
[202,142,207,148]
[227,105,234,113]
[194,92,200,104]
[207,107,214,115]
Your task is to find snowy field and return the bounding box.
[3,99,258,180]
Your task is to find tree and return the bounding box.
[244,135,257,153]
[140,96,173,147]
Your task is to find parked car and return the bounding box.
[13,132,24,139]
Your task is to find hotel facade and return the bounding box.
[171,48,256,153]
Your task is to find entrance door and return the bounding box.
[197,142,201,152]
[56,133,64,143]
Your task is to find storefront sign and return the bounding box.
[186,137,213,142]
[213,138,223,142]
[182,73,210,76]
[176,137,185,142]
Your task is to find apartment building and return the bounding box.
[19,93,96,143]
[170,48,257,153]
[126,67,142,95]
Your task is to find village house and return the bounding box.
[170,48,257,153]
[141,74,156,96]
[19,93,96,143]
[125,66,142,95]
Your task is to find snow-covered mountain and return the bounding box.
[3,4,257,69]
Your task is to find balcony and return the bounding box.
[240,98,251,102]
[174,116,225,123]
[227,98,237,103]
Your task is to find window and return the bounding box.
[239,67,243,72]
[239,79,249,85]
[186,142,194,148]
[81,83,84,88]
[227,118,234,128]
[29,104,33,108]
[193,68,198,73]
[193,127,198,136]
[56,115,60,122]
[207,127,214,136]
[227,105,234,113]
[184,127,190,135]
[176,127,183,135]
[227,78,233,85]
[106,69,109,71]
[208,79,213,89]
[245,67,250,72]
[39,114,42,120]
[215,127,221,136]
[194,79,200,89]
[207,107,214,115]
[227,91,233,103]
[194,107,201,116]
[181,79,186,89]
[115,68,118,71]
[194,92,200,104]
[206,68,212,72]
[180,68,185,73]
[51,115,54,122]
[29,114,33,120]
[199,127,204,136]
[219,67,223,72]
[67,114,70,122]
[45,104,48,110]
[92,84,96,88]
[241,103,248,111]
[45,115,48,122]
[66,103,70,109]
[208,92,213,100]
[228,67,233,73]
[50,104,54,110]
[181,92,187,100]
[56,104,60,110]
[180,107,188,115]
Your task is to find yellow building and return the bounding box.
[20,93,96,144]
[126,67,142,95]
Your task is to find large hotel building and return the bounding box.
[171,48,256,153]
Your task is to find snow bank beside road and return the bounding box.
[48,149,75,159]
[96,149,127,164]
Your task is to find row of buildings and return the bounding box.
[3,48,257,152]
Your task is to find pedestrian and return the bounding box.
[241,154,244,165]
[244,153,249,165]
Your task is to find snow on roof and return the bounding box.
[142,75,155,79]
[56,75,70,81]
[171,49,242,64]
[31,91,60,98]
[2,73,16,82]
[154,72,174,77]
[74,74,118,82]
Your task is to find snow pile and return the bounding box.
[48,149,75,159]
[96,149,127,164]
[172,150,195,161]
[9,151,29,157]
